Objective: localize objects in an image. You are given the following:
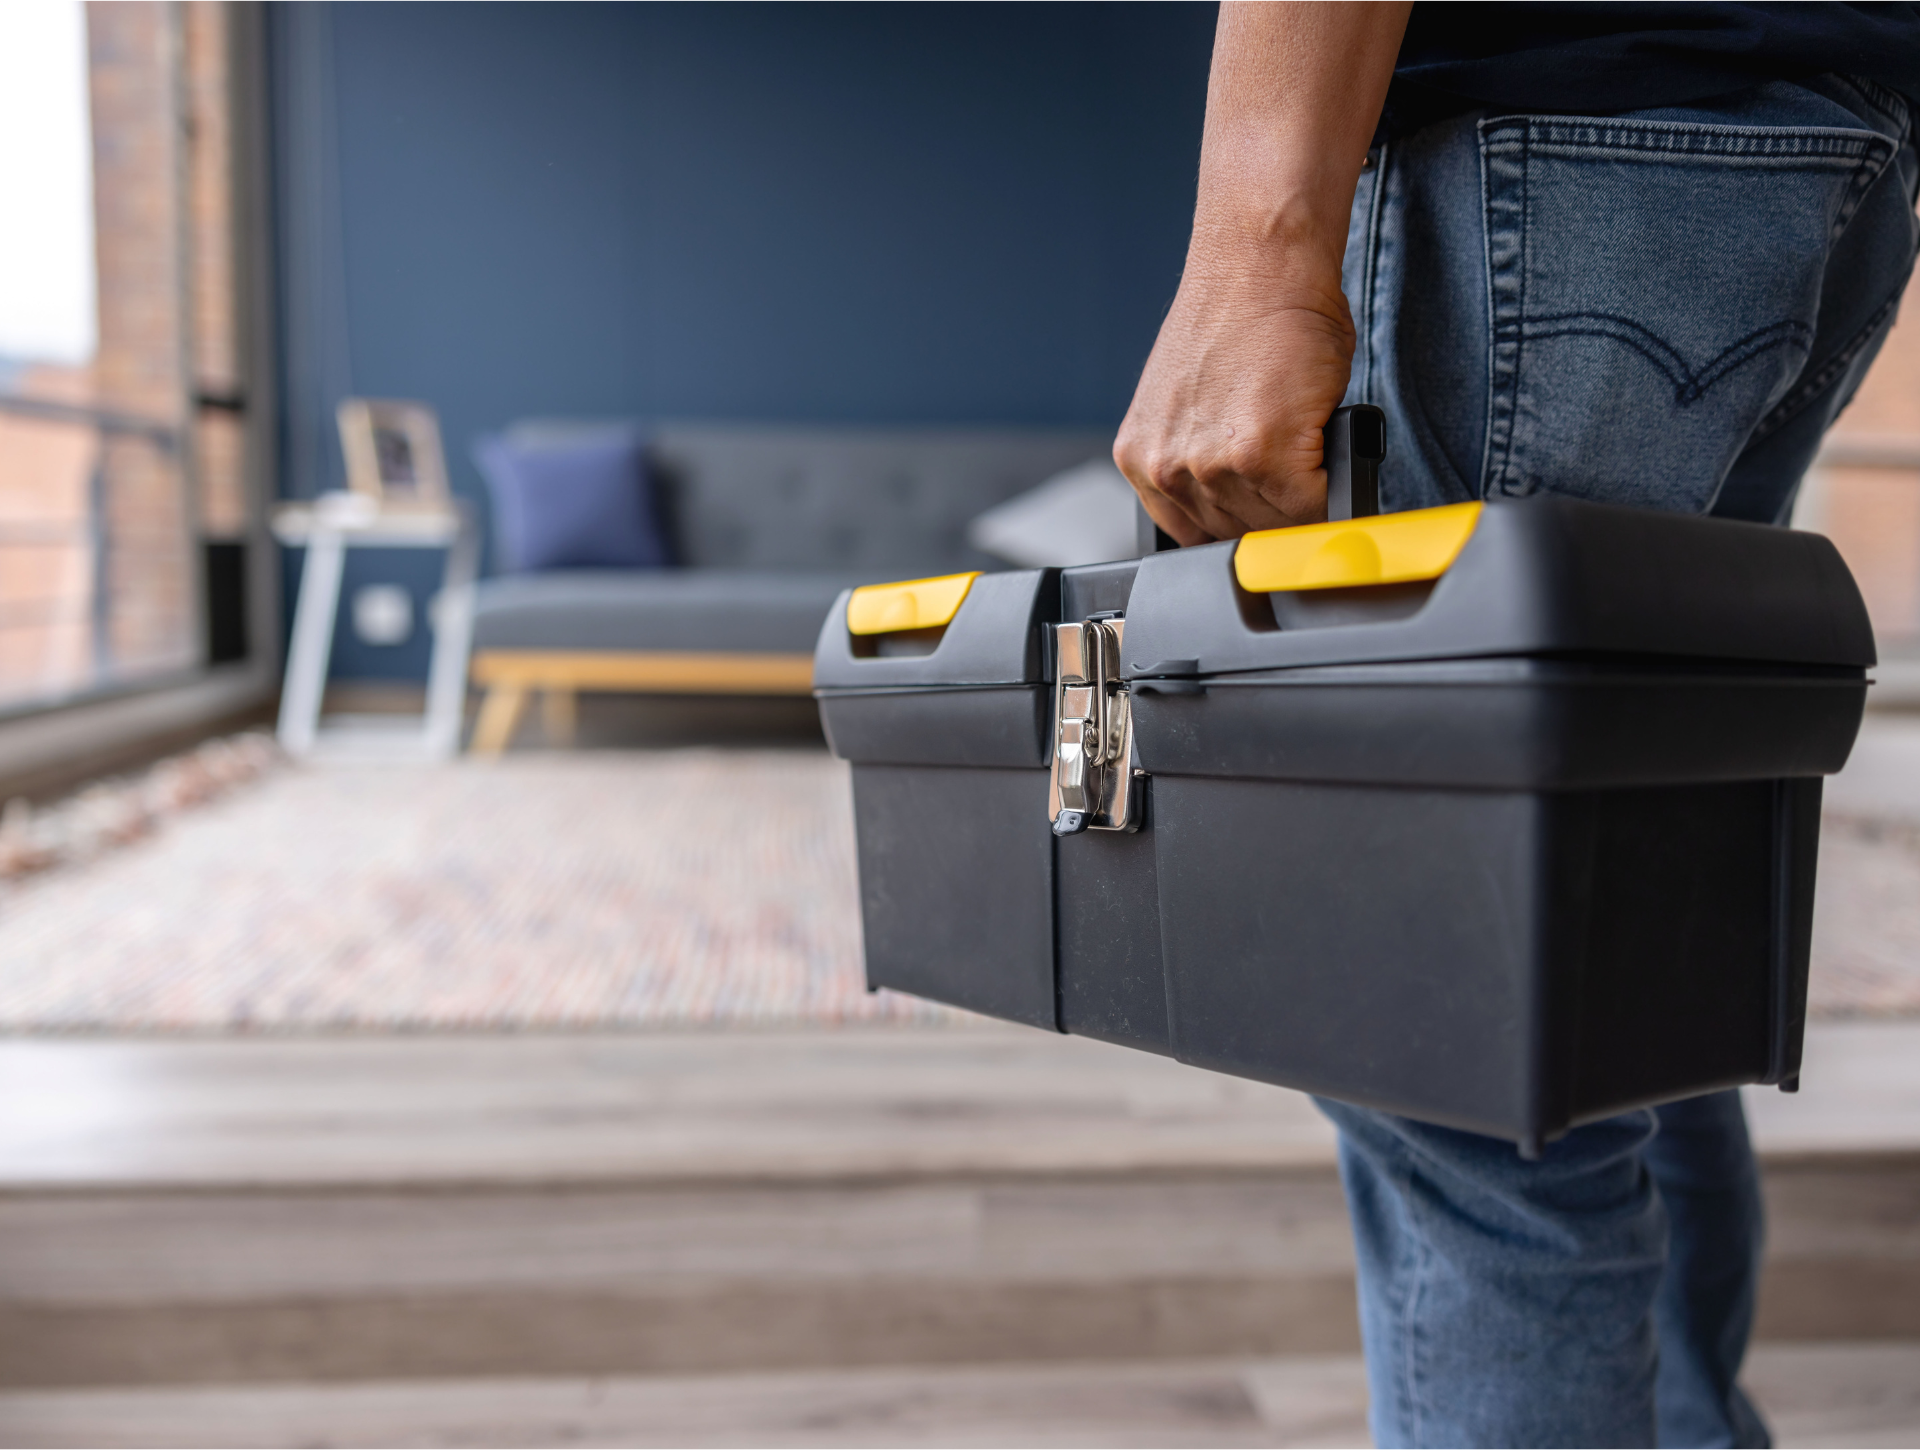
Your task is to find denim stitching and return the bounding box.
[1479,118,1531,496]
[1400,1146,1431,1444]
[1483,117,1886,162]
[1764,111,1907,440]
[1514,141,1878,167]
[1832,167,1888,239]
[1519,315,1815,405]
[1828,136,1898,241]
[1833,73,1911,138]
[1753,287,1906,442]
[1513,123,1531,498]
[1477,124,1502,497]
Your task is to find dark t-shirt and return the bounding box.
[1385,2,1920,136]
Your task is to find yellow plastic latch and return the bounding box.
[1234,502,1484,593]
[846,572,981,635]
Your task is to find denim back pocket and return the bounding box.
[1480,116,1897,510]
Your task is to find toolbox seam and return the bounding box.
[1188,676,1863,691]
[1165,658,1867,684]
[813,682,1041,697]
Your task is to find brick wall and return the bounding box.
[1815,308,1920,650]
[184,0,247,541]
[86,0,196,681]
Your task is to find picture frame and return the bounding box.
[336,398,451,511]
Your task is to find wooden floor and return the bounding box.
[0,1023,1916,1446]
[2,1345,1917,1449]
[3,1020,1915,1191]
[0,1026,1338,1190]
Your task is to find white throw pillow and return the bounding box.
[966,457,1139,567]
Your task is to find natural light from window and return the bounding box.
[0,0,95,371]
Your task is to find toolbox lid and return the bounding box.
[814,567,1057,688]
[1123,495,1876,678]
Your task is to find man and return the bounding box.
[1113,5,1920,1445]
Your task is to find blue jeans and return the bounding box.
[1325,75,1919,1448]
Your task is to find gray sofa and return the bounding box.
[467,422,1112,750]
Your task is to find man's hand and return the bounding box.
[1116,257,1356,544]
[1114,3,1411,544]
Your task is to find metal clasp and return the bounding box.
[1049,616,1139,835]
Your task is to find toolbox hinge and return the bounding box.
[1049,616,1141,836]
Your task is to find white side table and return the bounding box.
[272,493,480,760]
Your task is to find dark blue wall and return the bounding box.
[272,2,1216,677]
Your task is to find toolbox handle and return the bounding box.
[1325,405,1386,522]
[1131,405,1387,552]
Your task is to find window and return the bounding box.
[0,1,256,718]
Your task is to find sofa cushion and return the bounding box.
[472,569,889,655]
[648,425,1115,572]
[966,456,1140,567]
[474,429,671,572]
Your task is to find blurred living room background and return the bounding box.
[0,4,1916,1446]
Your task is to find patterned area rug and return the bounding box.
[0,751,952,1031]
[1809,814,1920,1018]
[0,748,1914,1032]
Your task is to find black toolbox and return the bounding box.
[813,412,1874,1153]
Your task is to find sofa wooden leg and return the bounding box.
[541,687,578,746]
[471,683,529,757]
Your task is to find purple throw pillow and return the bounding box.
[473,430,671,572]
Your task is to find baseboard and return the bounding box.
[0,669,277,804]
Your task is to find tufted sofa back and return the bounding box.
[647,424,1114,574]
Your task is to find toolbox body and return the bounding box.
[815,451,1873,1153]
[814,559,1171,1052]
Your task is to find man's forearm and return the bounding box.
[1191,2,1412,283]
[1113,2,1411,543]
